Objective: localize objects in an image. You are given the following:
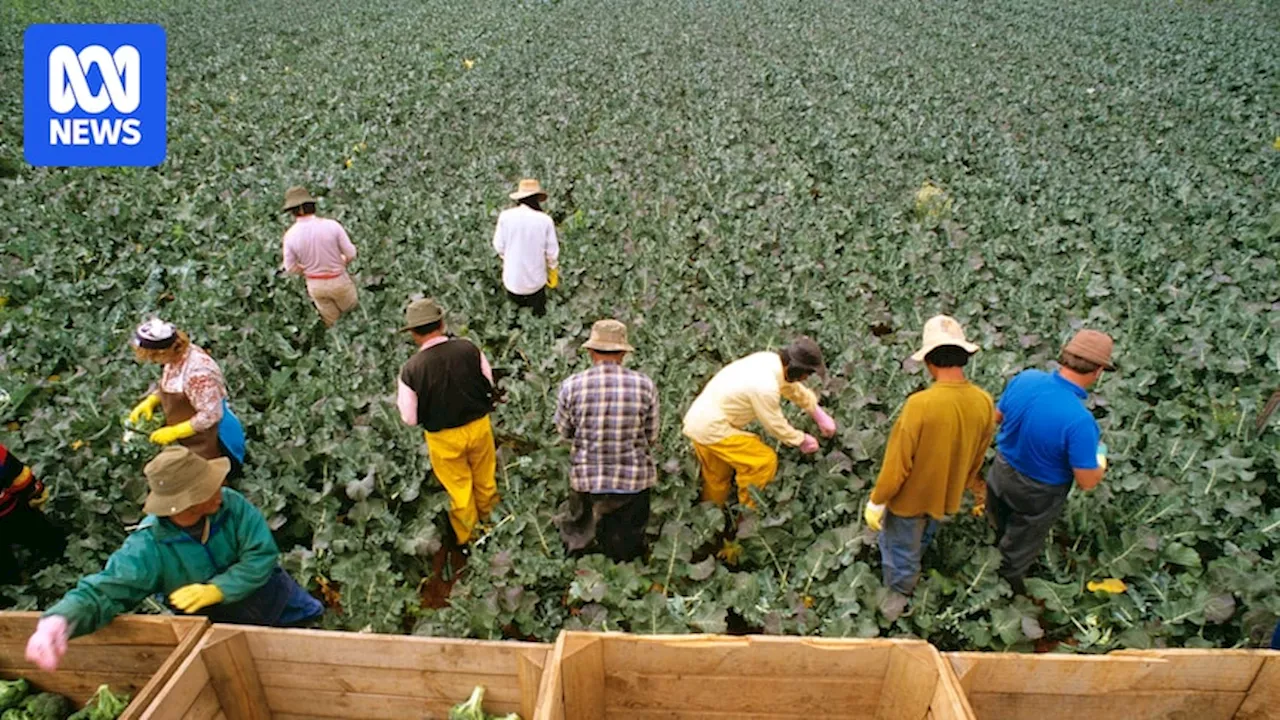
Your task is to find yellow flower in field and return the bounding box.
[71,440,86,450]
[1087,578,1128,594]
[0,296,7,307]
[344,158,353,169]
[914,180,952,222]
[717,540,744,566]
[463,58,475,70]
[6,422,19,432]
[1273,136,1280,151]
[47,375,60,382]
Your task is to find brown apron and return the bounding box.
[159,368,222,460]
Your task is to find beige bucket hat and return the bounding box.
[1063,329,1116,370]
[510,178,547,201]
[582,319,635,353]
[281,186,316,212]
[911,315,980,362]
[142,446,228,517]
[400,298,445,331]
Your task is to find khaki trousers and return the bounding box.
[306,275,358,326]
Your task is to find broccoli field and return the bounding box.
[1,0,1278,652]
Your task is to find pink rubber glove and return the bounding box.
[26,615,70,671]
[810,406,837,438]
[799,434,820,454]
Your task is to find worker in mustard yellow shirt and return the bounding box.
[864,316,994,595]
[682,337,837,508]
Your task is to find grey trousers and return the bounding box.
[986,454,1071,590]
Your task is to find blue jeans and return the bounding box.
[1271,620,1280,650]
[879,512,939,594]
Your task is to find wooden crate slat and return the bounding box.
[1236,655,1280,720]
[1110,649,1266,691]
[138,651,211,720]
[0,669,155,704]
[877,645,940,720]
[967,690,1244,720]
[948,652,1167,696]
[262,686,522,719]
[0,642,177,674]
[604,672,882,715]
[240,625,536,675]
[0,612,186,646]
[186,683,221,720]
[254,659,526,703]
[605,710,867,719]
[603,633,895,678]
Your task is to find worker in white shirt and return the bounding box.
[280,186,359,327]
[493,178,560,317]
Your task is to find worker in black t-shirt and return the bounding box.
[395,298,498,545]
[1,443,67,585]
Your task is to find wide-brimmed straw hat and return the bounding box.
[281,186,316,212]
[911,315,979,362]
[1063,329,1116,370]
[142,446,228,517]
[582,319,635,353]
[399,298,445,332]
[509,178,547,201]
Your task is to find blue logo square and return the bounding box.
[24,24,167,167]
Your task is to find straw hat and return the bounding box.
[509,178,547,201]
[911,315,979,362]
[142,446,228,517]
[399,298,445,332]
[1063,329,1116,370]
[281,186,316,212]
[582,319,635,353]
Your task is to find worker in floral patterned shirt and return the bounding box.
[0,443,66,585]
[126,320,247,479]
[553,320,659,562]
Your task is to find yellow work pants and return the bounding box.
[693,434,779,508]
[425,416,498,544]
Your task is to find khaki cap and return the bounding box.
[911,315,980,362]
[1064,329,1116,370]
[142,446,228,517]
[509,178,547,201]
[281,186,316,212]
[582,319,635,353]
[400,298,445,331]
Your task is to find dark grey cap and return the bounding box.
[782,336,827,378]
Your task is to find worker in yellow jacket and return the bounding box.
[682,337,836,507]
[864,316,995,595]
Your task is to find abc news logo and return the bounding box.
[48,44,144,146]
[24,24,166,167]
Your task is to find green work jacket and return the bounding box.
[46,488,278,638]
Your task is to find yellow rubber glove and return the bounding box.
[169,584,224,614]
[129,394,162,425]
[864,501,886,532]
[28,483,50,510]
[547,267,559,289]
[1087,578,1127,594]
[971,502,986,517]
[150,421,196,446]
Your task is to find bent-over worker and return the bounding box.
[864,316,995,595]
[24,446,322,671]
[0,443,67,585]
[987,329,1115,595]
[682,337,837,508]
[554,320,660,562]
[280,186,360,327]
[127,320,247,479]
[396,298,499,545]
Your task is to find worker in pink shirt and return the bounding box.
[280,186,359,327]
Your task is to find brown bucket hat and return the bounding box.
[400,298,445,331]
[281,186,316,212]
[142,446,228,517]
[783,336,828,378]
[1064,329,1116,370]
[582,319,635,353]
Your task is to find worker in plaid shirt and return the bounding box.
[553,319,659,562]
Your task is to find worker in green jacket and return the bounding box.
[24,446,322,671]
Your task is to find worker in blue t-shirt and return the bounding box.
[986,329,1115,595]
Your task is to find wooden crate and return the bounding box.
[533,632,974,720]
[947,648,1280,720]
[0,611,208,720]
[140,624,550,720]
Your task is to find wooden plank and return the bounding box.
[533,632,571,720]
[186,683,222,720]
[1236,654,1280,720]
[518,650,546,720]
[967,690,1244,720]
[138,652,211,720]
[263,686,521,719]
[602,633,897,678]
[561,636,605,720]
[255,659,524,703]
[0,613,182,646]
[605,711,866,719]
[946,652,1167,696]
[0,642,176,674]
[235,624,545,675]
[0,669,154,705]
[603,673,882,715]
[877,645,939,720]
[123,617,209,720]
[1111,649,1267,692]
[927,649,976,720]
[202,632,270,720]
